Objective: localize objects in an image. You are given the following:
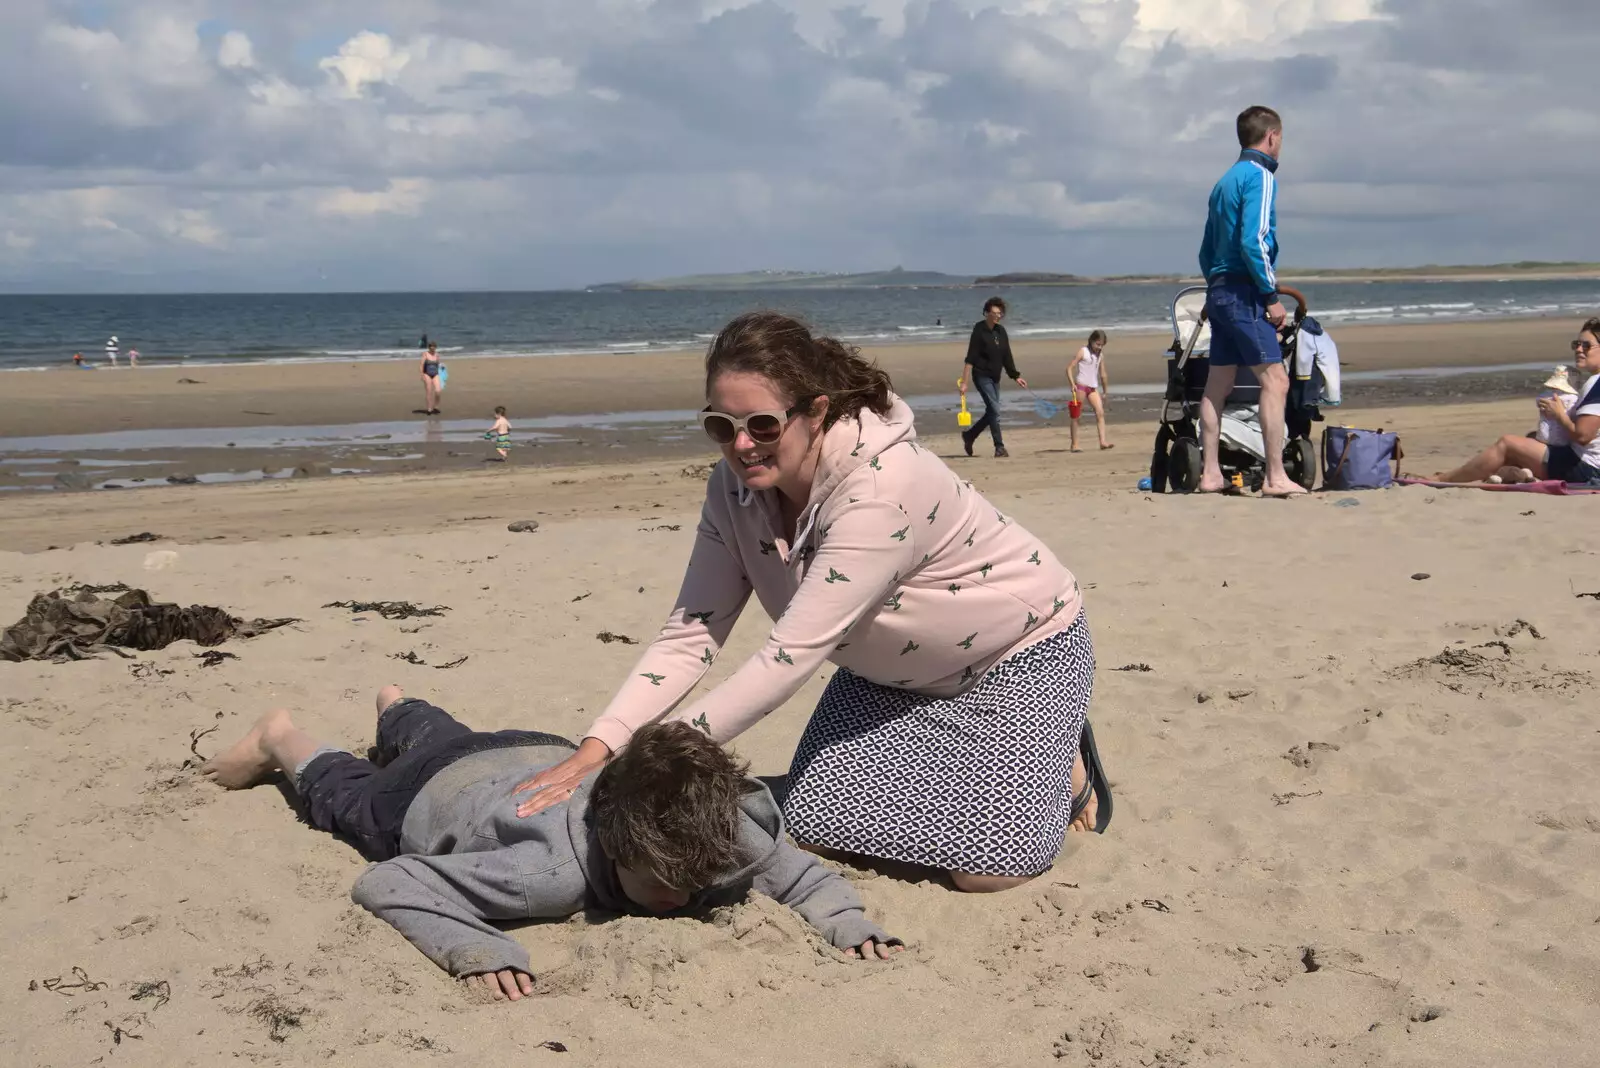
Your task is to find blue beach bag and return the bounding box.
[1321,426,1402,490]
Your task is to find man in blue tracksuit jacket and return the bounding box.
[1196,105,1304,496]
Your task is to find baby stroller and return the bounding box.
[1149,285,1328,494]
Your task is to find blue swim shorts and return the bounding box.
[1205,280,1283,368]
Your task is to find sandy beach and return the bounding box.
[0,317,1579,498]
[3,315,1599,1067]
[1,317,1576,440]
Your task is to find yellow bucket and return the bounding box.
[957,387,973,428]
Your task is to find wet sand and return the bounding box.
[2,316,1577,440]
[0,396,1548,553]
[0,318,1580,496]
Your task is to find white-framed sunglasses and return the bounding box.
[697,404,804,445]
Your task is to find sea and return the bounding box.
[2,278,1597,373]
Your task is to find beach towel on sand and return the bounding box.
[1397,478,1600,496]
[0,587,299,663]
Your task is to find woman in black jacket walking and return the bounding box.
[957,297,1028,458]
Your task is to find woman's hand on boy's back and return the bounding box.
[463,968,534,1002]
[513,738,610,817]
[845,937,904,961]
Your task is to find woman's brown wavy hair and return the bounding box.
[705,311,895,430]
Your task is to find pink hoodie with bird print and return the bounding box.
[584,395,1084,752]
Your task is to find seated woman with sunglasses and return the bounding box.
[1436,318,1600,485]
[511,311,1108,892]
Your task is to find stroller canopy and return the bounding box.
[1172,287,1211,355]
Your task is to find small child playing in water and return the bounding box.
[485,406,511,462]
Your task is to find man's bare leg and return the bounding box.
[1255,363,1305,497]
[202,708,331,789]
[1198,364,1237,492]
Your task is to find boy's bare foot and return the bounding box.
[202,708,294,789]
[377,684,405,715]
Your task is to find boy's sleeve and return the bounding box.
[351,851,581,977]
[1239,167,1278,298]
[964,324,981,368]
[1001,329,1021,380]
[584,504,754,753]
[750,839,896,950]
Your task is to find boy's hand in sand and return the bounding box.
[463,968,534,1002]
[513,739,609,817]
[845,938,903,961]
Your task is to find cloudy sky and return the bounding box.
[0,0,1593,292]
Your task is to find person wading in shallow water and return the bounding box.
[420,342,442,416]
[958,297,1028,459]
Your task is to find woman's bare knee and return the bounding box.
[949,870,1040,893]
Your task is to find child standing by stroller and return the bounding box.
[1066,330,1112,452]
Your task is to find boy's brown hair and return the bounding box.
[494,405,507,416]
[590,722,750,889]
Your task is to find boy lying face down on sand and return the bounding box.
[203,686,901,1002]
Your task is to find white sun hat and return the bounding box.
[1543,366,1577,394]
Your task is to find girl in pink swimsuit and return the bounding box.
[1066,330,1112,452]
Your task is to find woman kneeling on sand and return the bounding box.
[1436,318,1600,484]
[513,311,1110,892]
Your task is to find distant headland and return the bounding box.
[585,261,1600,292]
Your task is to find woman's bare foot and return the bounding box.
[377,684,405,715]
[1069,749,1097,832]
[202,708,295,789]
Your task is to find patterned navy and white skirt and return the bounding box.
[782,611,1094,877]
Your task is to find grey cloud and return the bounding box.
[0,0,1595,291]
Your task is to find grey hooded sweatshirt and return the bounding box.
[349,744,891,978]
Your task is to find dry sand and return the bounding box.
[4,395,1599,1067]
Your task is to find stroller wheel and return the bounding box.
[1285,437,1317,490]
[1169,437,1202,493]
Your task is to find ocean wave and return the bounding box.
[322,346,466,357]
[3,285,1595,374]
[1005,321,1170,337]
